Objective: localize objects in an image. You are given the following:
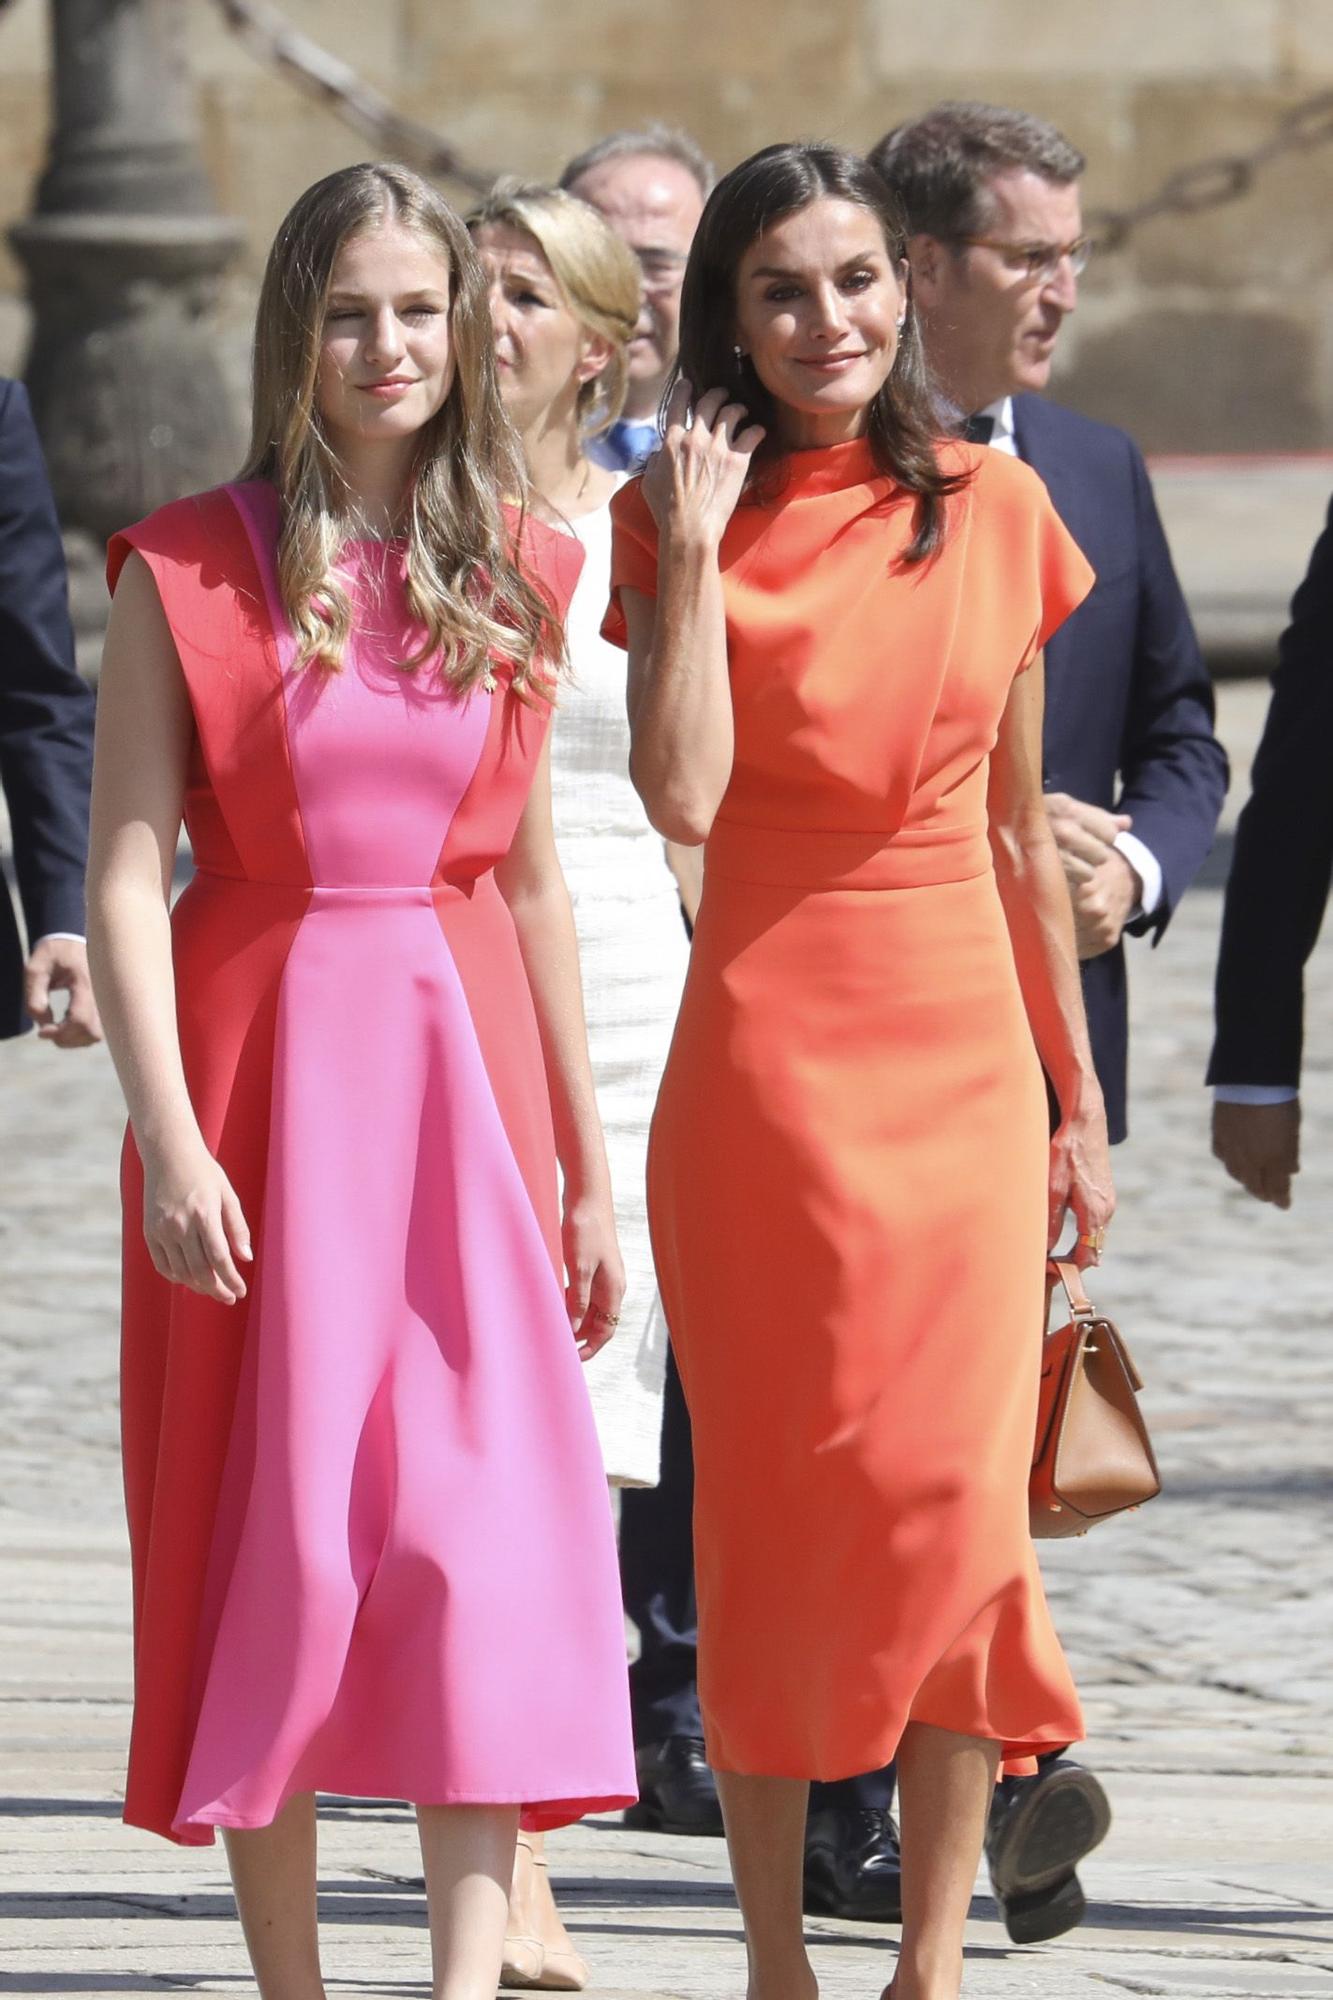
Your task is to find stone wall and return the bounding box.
[2,0,1333,451]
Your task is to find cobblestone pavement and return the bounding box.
[2,681,1330,1997]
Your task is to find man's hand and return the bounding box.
[1073,848,1142,959]
[1044,792,1140,960]
[24,935,102,1048]
[1212,1099,1301,1209]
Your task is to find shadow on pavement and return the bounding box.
[1158,1468,1333,1501]
[2,1799,124,1819]
[0,1981,417,1996]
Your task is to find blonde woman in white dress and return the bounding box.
[471,181,690,1991]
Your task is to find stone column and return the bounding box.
[10,0,246,544]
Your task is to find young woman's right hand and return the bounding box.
[642,380,765,546]
[141,1136,253,1305]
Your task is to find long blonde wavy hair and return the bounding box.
[468,179,642,440]
[240,162,562,689]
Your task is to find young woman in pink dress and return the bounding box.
[86,163,636,1999]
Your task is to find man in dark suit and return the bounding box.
[1210,503,1333,1206]
[870,102,1227,1940]
[1,375,99,1047]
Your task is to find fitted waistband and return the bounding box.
[190,866,483,904]
[703,819,992,892]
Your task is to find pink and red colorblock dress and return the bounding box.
[107,481,636,1845]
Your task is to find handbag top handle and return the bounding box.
[1045,1257,1147,1395]
[1046,1257,1096,1323]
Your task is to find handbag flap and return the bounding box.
[1052,1314,1161,1515]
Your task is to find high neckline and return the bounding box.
[770,435,885,498]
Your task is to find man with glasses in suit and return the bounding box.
[870,101,1227,1944]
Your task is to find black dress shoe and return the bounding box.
[803,1805,902,1923]
[986,1759,1111,1944]
[622,1735,725,1835]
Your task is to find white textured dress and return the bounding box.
[550,490,688,1486]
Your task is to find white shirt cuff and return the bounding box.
[1213,1084,1299,1105]
[1113,829,1162,918]
[32,931,86,947]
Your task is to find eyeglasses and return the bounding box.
[633,248,689,293]
[955,235,1092,284]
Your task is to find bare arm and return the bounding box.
[626,383,764,845]
[496,735,624,1358]
[988,655,1115,1265]
[86,552,251,1304]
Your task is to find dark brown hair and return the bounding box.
[675,142,969,563]
[870,102,1086,243]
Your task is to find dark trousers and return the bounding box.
[620,1343,897,1814]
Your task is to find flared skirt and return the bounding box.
[121,871,636,1842]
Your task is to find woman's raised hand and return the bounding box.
[642,381,766,545]
[141,1135,254,1305]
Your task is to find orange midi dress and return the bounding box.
[605,438,1094,1780]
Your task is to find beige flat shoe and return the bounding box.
[527,1847,588,1991]
[500,1834,589,1992]
[500,1933,546,1988]
[501,1831,545,1988]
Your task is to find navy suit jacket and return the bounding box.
[1208,498,1333,1089]
[1011,395,1228,1142]
[0,377,94,1037]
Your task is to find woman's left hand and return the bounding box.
[1048,1101,1116,1269]
[562,1186,626,1361]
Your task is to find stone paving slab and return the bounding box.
[1149,456,1333,667]
[2,679,1332,1996]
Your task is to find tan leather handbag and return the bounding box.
[1030,1258,1161,1539]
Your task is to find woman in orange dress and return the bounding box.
[606,144,1115,2000]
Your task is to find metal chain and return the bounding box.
[1087,88,1333,250]
[13,1,1326,240]
[208,0,497,196]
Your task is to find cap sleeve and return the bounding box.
[106,525,142,594]
[601,476,659,651]
[106,487,248,601]
[1020,482,1096,673]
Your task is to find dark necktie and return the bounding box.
[962,412,995,446]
